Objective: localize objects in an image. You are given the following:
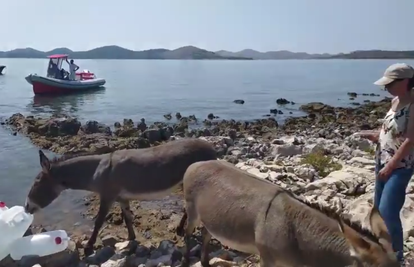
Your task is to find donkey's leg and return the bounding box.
[181,203,198,267]
[118,198,136,240]
[176,209,187,237]
[85,196,115,256]
[200,227,212,267]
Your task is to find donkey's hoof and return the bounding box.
[120,240,138,256]
[176,226,185,237]
[84,246,94,257]
[127,234,136,241]
[181,258,191,267]
[201,259,211,267]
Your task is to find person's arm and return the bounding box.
[358,129,380,143]
[75,64,79,71]
[359,98,395,142]
[387,103,414,169]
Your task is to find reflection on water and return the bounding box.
[28,89,106,117]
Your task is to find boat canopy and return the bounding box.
[48,54,68,59]
[46,54,68,78]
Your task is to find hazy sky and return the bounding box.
[1,0,413,53]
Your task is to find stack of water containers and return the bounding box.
[0,201,70,261]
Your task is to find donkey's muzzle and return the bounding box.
[24,199,39,214]
[25,204,38,214]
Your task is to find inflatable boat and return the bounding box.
[25,74,106,95]
[25,54,106,95]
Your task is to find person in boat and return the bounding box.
[48,61,59,78]
[66,58,79,81]
[60,68,69,80]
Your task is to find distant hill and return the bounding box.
[0,46,252,60]
[215,49,332,60]
[2,46,414,60]
[326,50,414,59]
[215,49,414,60]
[0,48,46,58]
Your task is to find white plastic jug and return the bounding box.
[9,230,69,260]
[0,202,9,212]
[0,244,10,261]
[0,206,34,245]
[0,205,33,261]
[0,202,12,261]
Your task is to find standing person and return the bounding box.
[66,58,79,81]
[360,63,414,265]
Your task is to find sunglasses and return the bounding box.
[385,79,404,90]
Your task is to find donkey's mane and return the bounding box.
[50,151,106,164]
[284,190,380,244]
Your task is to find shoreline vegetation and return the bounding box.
[2,95,414,266]
[1,46,414,60]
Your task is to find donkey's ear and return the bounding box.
[369,207,394,253]
[39,150,50,172]
[338,218,371,259]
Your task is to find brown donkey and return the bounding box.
[178,160,399,267]
[25,138,217,255]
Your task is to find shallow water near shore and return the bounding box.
[0,58,409,232]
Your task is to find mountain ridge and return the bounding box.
[0,46,251,60]
[1,46,414,60]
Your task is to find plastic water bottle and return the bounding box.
[0,206,33,242]
[0,205,33,261]
[9,230,69,260]
[0,245,10,261]
[0,201,12,260]
[0,202,11,261]
[0,202,8,212]
[0,206,33,235]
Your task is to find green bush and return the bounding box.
[362,147,376,157]
[301,151,342,178]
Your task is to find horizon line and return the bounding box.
[2,45,414,55]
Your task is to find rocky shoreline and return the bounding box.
[1,96,391,155]
[3,96,414,267]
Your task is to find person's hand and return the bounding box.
[356,131,379,143]
[377,163,395,181]
[361,133,379,142]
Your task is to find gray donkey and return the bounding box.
[24,138,217,255]
[178,160,399,267]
